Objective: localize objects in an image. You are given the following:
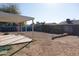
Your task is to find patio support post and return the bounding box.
[17,23,20,32]
[32,19,34,32]
[32,19,34,39]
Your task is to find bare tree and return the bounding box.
[0,4,20,14]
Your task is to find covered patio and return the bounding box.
[0,12,35,55]
[0,11,34,32]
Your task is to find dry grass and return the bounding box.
[1,32,79,56]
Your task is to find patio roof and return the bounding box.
[0,11,34,23]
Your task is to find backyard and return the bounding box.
[0,32,79,56]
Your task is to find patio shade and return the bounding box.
[0,11,34,23]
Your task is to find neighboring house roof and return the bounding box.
[0,11,34,23]
[60,20,79,24]
[45,22,56,24]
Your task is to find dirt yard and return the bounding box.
[1,32,79,56]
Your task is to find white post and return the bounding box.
[17,23,19,32]
[32,19,34,39]
[32,19,34,32]
[16,23,20,32]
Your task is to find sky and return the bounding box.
[2,3,79,24]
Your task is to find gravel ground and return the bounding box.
[1,32,79,56]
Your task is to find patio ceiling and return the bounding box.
[0,12,34,23]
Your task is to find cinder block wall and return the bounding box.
[34,24,79,35]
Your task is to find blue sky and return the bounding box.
[19,3,79,23]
